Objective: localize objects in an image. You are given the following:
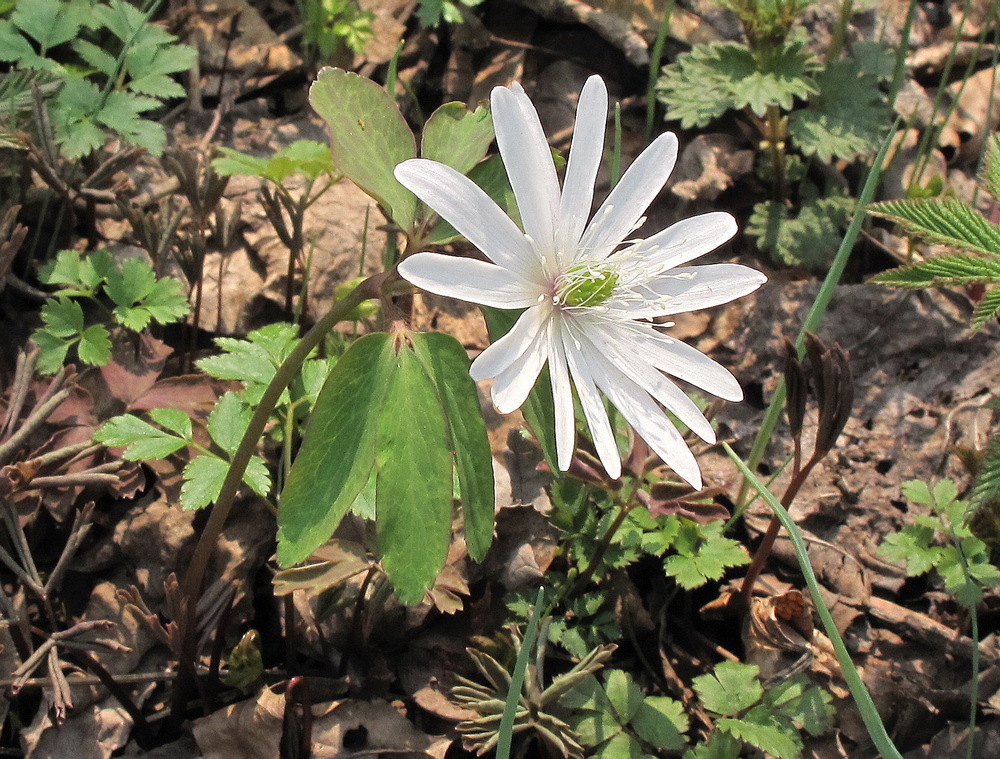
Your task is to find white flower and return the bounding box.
[395,75,766,489]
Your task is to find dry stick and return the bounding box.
[173,272,388,722]
[738,451,822,608]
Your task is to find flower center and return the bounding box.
[555,263,619,307]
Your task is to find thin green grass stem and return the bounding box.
[949,533,983,759]
[496,586,545,759]
[725,443,904,759]
[644,0,675,144]
[971,22,1000,208]
[737,119,899,506]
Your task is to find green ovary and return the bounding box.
[559,264,619,307]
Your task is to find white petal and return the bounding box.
[492,83,561,266]
[648,264,767,315]
[470,304,549,381]
[593,363,702,489]
[617,324,743,401]
[491,322,548,413]
[556,76,608,262]
[395,159,540,280]
[398,253,539,308]
[586,329,715,443]
[563,325,621,479]
[580,131,678,257]
[547,315,576,472]
[622,212,739,271]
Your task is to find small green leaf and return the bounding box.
[604,670,643,724]
[13,0,87,51]
[411,332,495,562]
[718,709,802,759]
[596,732,641,758]
[94,413,188,460]
[631,697,687,750]
[149,408,193,440]
[375,341,454,605]
[105,256,157,308]
[208,392,252,457]
[972,285,1000,328]
[41,297,84,337]
[77,324,111,366]
[278,333,393,567]
[747,190,854,270]
[181,455,230,511]
[32,330,72,375]
[693,661,763,716]
[309,68,418,231]
[683,730,742,759]
[421,102,494,176]
[981,134,1000,203]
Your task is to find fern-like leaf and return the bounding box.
[980,134,1000,203]
[870,198,1000,257]
[972,434,1000,508]
[973,286,1000,328]
[870,254,1000,289]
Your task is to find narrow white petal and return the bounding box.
[492,84,561,266]
[586,330,715,443]
[491,323,548,413]
[547,316,576,472]
[622,212,739,271]
[398,253,539,309]
[470,304,550,381]
[580,132,679,257]
[557,76,608,261]
[594,365,702,489]
[616,324,743,401]
[563,327,621,479]
[647,264,768,315]
[395,159,540,280]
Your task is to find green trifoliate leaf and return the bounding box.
[693,661,763,716]
[870,197,1000,258]
[309,68,418,231]
[787,58,890,162]
[766,674,834,737]
[663,520,749,589]
[94,414,188,460]
[278,333,393,567]
[879,523,940,576]
[657,42,818,128]
[38,250,104,291]
[375,341,454,605]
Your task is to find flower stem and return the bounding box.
[173,270,390,723]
